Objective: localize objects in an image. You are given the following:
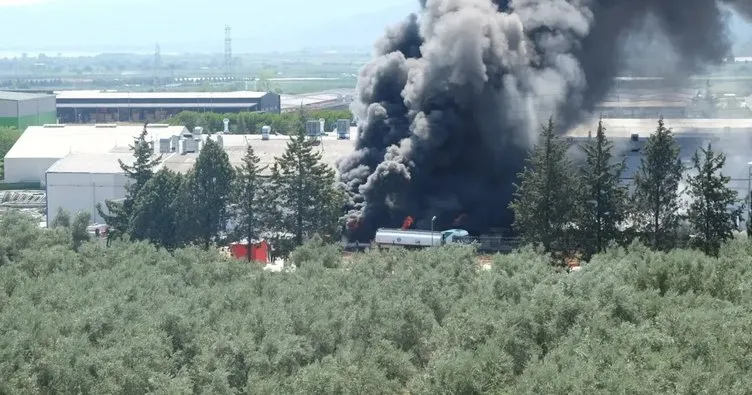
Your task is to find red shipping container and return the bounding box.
[229,240,270,264]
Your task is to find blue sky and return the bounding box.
[0,0,749,55]
[0,0,418,53]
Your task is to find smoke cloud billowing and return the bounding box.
[337,0,752,240]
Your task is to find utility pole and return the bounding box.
[224,25,232,79]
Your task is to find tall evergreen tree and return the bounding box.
[97,123,162,241]
[267,128,343,248]
[232,144,268,261]
[179,138,235,249]
[686,143,742,256]
[576,120,629,258]
[509,117,579,253]
[632,118,684,251]
[171,170,200,247]
[129,169,184,250]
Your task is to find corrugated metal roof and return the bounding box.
[596,101,687,108]
[4,124,188,160]
[0,90,54,101]
[54,90,270,100]
[566,118,752,138]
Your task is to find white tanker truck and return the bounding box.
[373,228,470,248]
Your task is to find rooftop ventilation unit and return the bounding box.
[630,133,640,152]
[94,124,117,128]
[158,138,171,153]
[149,124,170,128]
[336,119,350,139]
[43,124,65,128]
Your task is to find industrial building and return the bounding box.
[0,91,57,129]
[2,122,357,225]
[566,118,752,198]
[3,124,188,184]
[55,90,282,123]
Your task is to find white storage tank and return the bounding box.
[261,125,271,140]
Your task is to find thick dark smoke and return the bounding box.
[337,0,752,241]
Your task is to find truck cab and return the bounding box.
[441,229,470,244]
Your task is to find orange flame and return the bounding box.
[401,216,414,230]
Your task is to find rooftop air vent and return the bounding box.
[43,124,65,128]
[630,133,640,152]
[94,124,117,128]
[149,124,170,128]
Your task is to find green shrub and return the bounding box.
[1,213,752,393]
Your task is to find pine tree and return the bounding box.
[179,138,235,249]
[97,123,162,241]
[576,120,629,258]
[232,143,268,261]
[632,118,684,251]
[509,118,579,254]
[129,169,184,250]
[267,128,343,249]
[686,143,742,256]
[171,171,199,247]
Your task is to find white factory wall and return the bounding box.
[45,172,128,225]
[4,157,61,184]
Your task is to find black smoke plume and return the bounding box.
[338,0,751,241]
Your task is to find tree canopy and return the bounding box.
[686,143,743,256]
[510,118,579,255]
[232,143,267,261]
[2,212,752,394]
[576,120,629,258]
[168,109,352,135]
[265,129,344,250]
[632,118,684,251]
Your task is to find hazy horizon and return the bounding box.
[0,0,750,57]
[0,0,416,54]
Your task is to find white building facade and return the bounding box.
[44,153,132,224]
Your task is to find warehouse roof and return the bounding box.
[595,101,687,108]
[566,118,752,138]
[46,152,135,174]
[37,127,358,176]
[4,124,188,160]
[160,133,357,176]
[0,90,54,101]
[54,90,271,100]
